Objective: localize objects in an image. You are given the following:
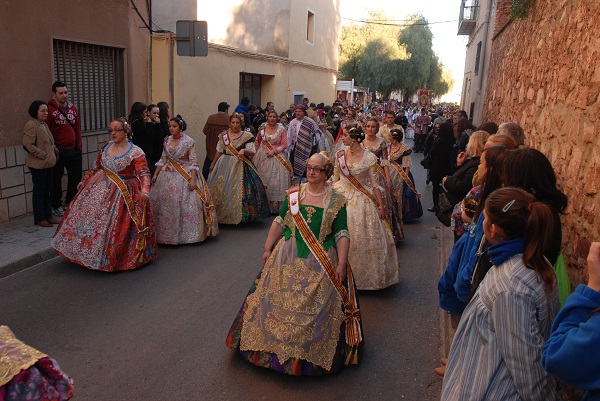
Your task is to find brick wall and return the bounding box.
[483,0,600,285]
[493,0,512,38]
[0,133,109,222]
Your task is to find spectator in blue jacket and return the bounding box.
[234,97,250,128]
[543,242,600,401]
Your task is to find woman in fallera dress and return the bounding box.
[252,110,292,214]
[226,153,363,376]
[0,326,74,400]
[150,115,218,244]
[362,117,404,242]
[388,128,420,223]
[52,118,157,271]
[207,114,270,224]
[333,126,400,290]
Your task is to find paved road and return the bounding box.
[0,144,448,401]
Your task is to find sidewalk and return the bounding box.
[0,213,57,279]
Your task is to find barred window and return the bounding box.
[53,39,126,133]
[239,73,262,108]
[474,41,482,75]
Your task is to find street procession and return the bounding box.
[1,0,598,400]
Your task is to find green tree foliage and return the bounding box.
[426,55,454,99]
[339,12,453,99]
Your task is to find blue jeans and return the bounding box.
[29,167,53,223]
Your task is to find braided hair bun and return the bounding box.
[390,128,404,142]
[348,126,366,143]
[171,115,187,132]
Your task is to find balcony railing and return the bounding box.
[458,0,479,35]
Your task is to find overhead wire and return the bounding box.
[342,17,458,27]
[130,0,168,33]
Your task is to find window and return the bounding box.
[293,93,305,105]
[239,73,262,107]
[306,9,315,44]
[469,102,475,123]
[474,41,482,75]
[53,39,126,133]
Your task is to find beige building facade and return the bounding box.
[0,1,151,222]
[150,0,341,161]
[458,0,496,125]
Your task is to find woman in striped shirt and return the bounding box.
[442,187,559,400]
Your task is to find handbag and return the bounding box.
[436,189,454,227]
[420,154,432,169]
[438,191,454,212]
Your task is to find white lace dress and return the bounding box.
[333,150,400,290]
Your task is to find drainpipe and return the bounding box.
[169,32,175,115]
[478,0,492,92]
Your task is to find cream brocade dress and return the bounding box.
[150,134,218,244]
[333,150,400,290]
[252,124,290,213]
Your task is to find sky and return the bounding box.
[339,0,467,103]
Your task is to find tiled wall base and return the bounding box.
[0,132,110,223]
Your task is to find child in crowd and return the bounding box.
[442,187,559,400]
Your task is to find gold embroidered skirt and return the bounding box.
[226,238,363,375]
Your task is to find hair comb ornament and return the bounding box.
[502,199,516,213]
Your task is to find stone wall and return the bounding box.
[0,133,109,222]
[483,0,600,285]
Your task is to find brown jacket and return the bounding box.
[23,118,58,169]
[203,112,229,160]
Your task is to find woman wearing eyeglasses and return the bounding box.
[227,152,364,375]
[52,117,158,272]
[332,126,399,290]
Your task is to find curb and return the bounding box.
[0,247,57,280]
[438,224,455,358]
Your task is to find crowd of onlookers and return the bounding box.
[403,104,599,400]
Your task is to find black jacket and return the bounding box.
[428,137,455,182]
[450,131,469,171]
[444,157,479,205]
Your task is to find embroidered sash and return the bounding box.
[166,156,215,226]
[222,131,262,178]
[103,167,149,262]
[288,187,362,360]
[260,129,294,184]
[390,160,421,198]
[336,150,380,208]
